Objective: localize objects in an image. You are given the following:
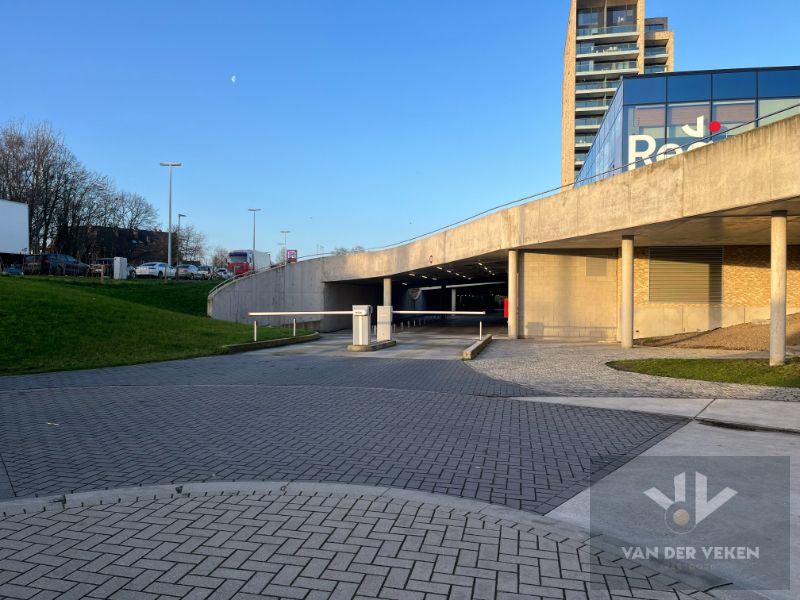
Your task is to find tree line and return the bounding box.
[0,121,160,259]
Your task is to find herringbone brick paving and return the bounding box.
[0,355,540,397]
[0,490,714,599]
[0,379,684,510]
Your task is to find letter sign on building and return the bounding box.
[628,116,718,171]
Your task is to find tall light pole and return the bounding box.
[159,162,182,269]
[248,208,261,266]
[280,230,291,265]
[177,213,186,264]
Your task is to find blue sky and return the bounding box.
[4,1,798,259]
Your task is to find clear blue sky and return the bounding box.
[4,1,798,259]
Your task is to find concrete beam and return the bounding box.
[770,211,787,366]
[508,250,519,339]
[620,236,634,349]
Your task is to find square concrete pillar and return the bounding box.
[377,305,393,342]
[620,235,634,349]
[770,211,787,366]
[451,288,457,312]
[383,278,392,307]
[508,250,519,339]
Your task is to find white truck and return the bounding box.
[0,199,29,255]
[0,199,29,271]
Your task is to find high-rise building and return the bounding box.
[561,0,674,186]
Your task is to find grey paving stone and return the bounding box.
[469,339,800,401]
[0,363,683,514]
[0,490,709,600]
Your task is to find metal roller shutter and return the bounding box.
[649,247,723,303]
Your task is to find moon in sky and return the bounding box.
[231,75,237,83]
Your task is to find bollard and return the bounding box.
[253,321,258,342]
[293,318,296,337]
[479,321,482,340]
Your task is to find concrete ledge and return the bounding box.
[222,332,320,354]
[346,340,397,352]
[462,334,492,360]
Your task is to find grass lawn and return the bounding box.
[0,276,311,375]
[608,358,800,387]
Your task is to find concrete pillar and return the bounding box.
[620,235,634,349]
[451,288,457,311]
[382,277,392,306]
[770,211,787,366]
[508,250,519,339]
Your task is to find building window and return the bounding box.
[649,247,723,303]
[667,102,711,149]
[623,77,666,105]
[758,98,800,126]
[757,69,800,98]
[607,5,634,25]
[626,104,666,167]
[712,71,756,100]
[667,74,712,103]
[712,100,756,139]
[577,8,600,27]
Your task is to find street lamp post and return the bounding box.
[280,230,291,265]
[248,209,261,271]
[177,213,186,265]
[159,162,182,270]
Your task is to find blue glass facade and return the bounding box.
[576,66,800,186]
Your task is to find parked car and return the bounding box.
[1,264,23,276]
[196,265,213,280]
[176,264,200,279]
[23,253,89,276]
[214,267,233,280]
[134,262,175,279]
[90,258,137,279]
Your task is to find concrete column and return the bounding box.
[451,288,457,312]
[508,250,519,339]
[770,211,788,366]
[383,277,392,306]
[620,235,634,349]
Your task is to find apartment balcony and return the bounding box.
[576,60,638,79]
[575,99,609,114]
[644,45,669,63]
[576,24,638,43]
[576,43,638,61]
[575,79,620,97]
[645,65,668,74]
[574,117,603,131]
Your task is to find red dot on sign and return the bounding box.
[709,120,721,133]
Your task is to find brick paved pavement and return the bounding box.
[0,484,718,600]
[470,340,800,401]
[0,354,538,398]
[0,378,684,512]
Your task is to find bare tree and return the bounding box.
[210,246,228,267]
[0,120,162,257]
[174,224,207,263]
[331,245,365,255]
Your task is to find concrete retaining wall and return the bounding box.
[208,261,380,332]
